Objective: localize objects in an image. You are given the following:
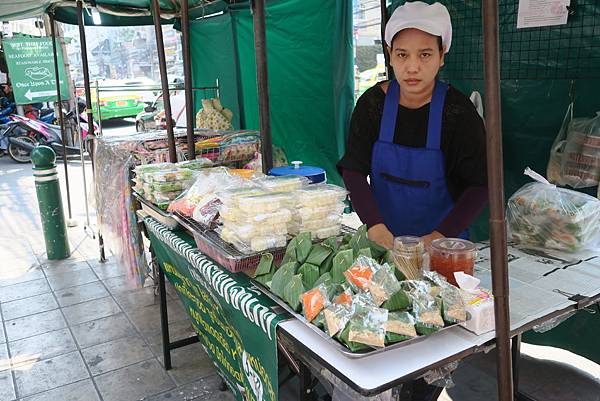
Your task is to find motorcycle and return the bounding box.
[0,98,16,124]
[4,113,97,163]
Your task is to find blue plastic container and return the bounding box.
[269,161,327,184]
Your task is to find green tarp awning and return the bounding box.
[0,0,230,26]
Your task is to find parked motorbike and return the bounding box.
[0,121,37,163]
[4,114,95,163]
[0,98,16,124]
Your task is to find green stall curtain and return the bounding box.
[189,0,354,184]
[390,0,600,363]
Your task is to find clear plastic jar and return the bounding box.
[392,236,425,280]
[429,238,476,286]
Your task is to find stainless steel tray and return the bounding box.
[134,192,180,230]
[251,279,457,359]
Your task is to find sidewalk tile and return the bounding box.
[46,269,98,291]
[0,279,50,303]
[0,269,45,288]
[143,375,236,401]
[91,262,126,280]
[0,321,6,345]
[71,313,137,349]
[21,379,100,401]
[9,328,77,366]
[94,359,175,401]
[0,343,8,372]
[54,282,109,307]
[82,335,153,376]
[156,343,215,386]
[126,303,189,337]
[13,351,89,398]
[43,261,92,277]
[113,287,160,310]
[5,309,66,342]
[0,293,58,321]
[102,275,143,294]
[0,369,15,401]
[145,320,196,351]
[63,297,121,326]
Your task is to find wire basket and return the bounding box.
[194,130,261,167]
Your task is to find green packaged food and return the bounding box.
[150,180,190,193]
[176,158,213,170]
[507,177,600,252]
[347,302,388,348]
[385,311,417,342]
[323,303,354,337]
[368,263,401,306]
[440,286,467,324]
[284,275,305,312]
[147,168,193,182]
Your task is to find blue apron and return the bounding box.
[371,79,468,239]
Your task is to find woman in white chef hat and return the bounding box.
[339,1,488,261]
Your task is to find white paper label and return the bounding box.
[517,0,570,29]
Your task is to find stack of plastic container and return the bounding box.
[133,165,196,210]
[218,176,308,253]
[288,184,347,239]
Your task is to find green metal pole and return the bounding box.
[31,146,71,260]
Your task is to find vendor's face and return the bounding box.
[388,29,444,99]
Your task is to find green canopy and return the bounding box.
[0,0,230,26]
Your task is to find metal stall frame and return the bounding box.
[49,13,73,224]
[150,0,177,164]
[49,2,518,400]
[251,0,273,174]
[377,1,514,400]
[75,0,106,263]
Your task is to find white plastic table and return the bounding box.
[276,244,600,398]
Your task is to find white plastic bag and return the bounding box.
[560,111,600,188]
[507,168,600,252]
[546,103,572,185]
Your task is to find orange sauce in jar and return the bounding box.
[429,239,476,286]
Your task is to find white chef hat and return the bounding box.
[384,1,452,54]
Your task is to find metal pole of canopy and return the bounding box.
[180,0,196,160]
[49,13,73,223]
[482,2,514,400]
[251,0,273,174]
[380,0,391,78]
[76,0,106,263]
[151,0,177,163]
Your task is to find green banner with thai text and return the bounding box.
[2,37,70,105]
[143,217,288,401]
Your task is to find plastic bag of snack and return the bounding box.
[347,301,388,348]
[301,285,329,322]
[507,168,600,252]
[385,311,417,343]
[323,303,354,337]
[344,256,380,292]
[412,290,445,335]
[368,263,401,306]
[440,286,467,324]
[192,195,223,226]
[176,158,213,170]
[333,287,353,305]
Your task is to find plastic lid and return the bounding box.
[430,238,476,254]
[269,161,325,178]
[394,236,424,253]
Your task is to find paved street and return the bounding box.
[0,145,599,401]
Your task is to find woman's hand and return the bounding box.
[367,224,394,249]
[421,231,445,248]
